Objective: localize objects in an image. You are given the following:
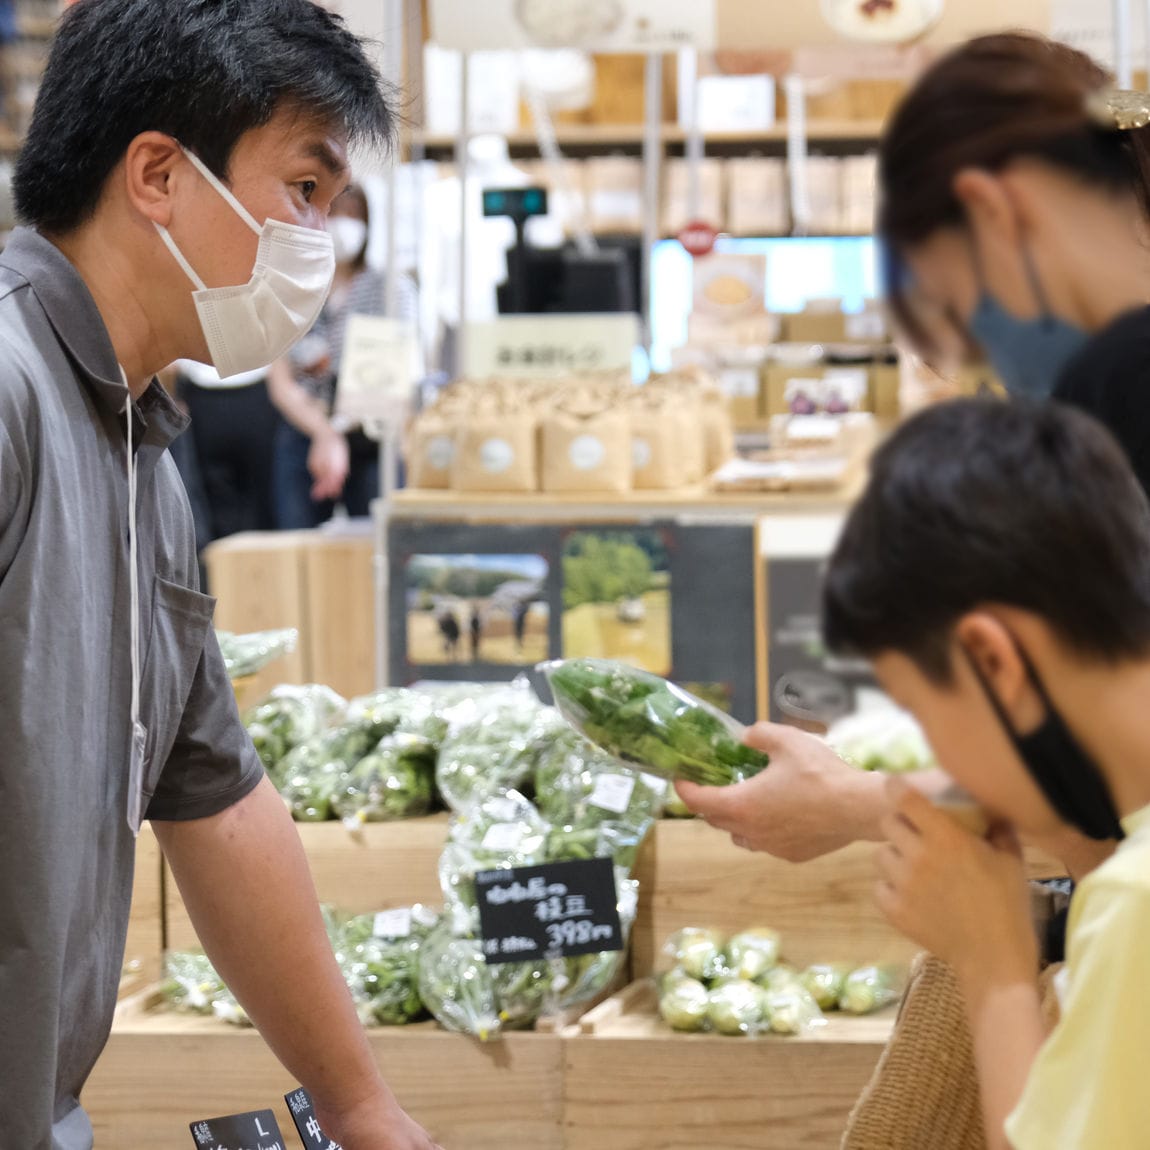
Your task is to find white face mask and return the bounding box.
[155,148,336,378]
[328,216,368,265]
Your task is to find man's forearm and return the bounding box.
[153,777,393,1119]
[959,970,1046,1150]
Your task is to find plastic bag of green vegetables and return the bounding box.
[333,906,440,1026]
[438,791,550,930]
[243,683,347,780]
[800,963,852,1011]
[707,980,771,1036]
[435,692,550,814]
[279,723,382,822]
[825,708,937,775]
[416,925,503,1042]
[217,628,298,680]
[541,659,768,786]
[331,733,437,825]
[839,965,903,1015]
[724,928,781,982]
[161,951,251,1027]
[544,819,651,876]
[662,788,697,819]
[659,973,711,1032]
[763,983,825,1035]
[664,927,729,982]
[345,689,449,746]
[535,731,669,833]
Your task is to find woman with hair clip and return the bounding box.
[679,33,1150,871]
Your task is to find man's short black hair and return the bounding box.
[14,0,394,234]
[823,398,1150,682]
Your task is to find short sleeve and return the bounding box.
[0,420,26,578]
[145,627,265,822]
[1006,880,1150,1149]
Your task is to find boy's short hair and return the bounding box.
[823,398,1150,682]
[15,0,394,234]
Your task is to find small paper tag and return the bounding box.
[486,796,521,822]
[640,773,669,797]
[373,908,413,940]
[127,720,149,837]
[189,1110,284,1150]
[589,774,636,814]
[482,822,526,853]
[284,1088,342,1149]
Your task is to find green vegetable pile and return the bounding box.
[542,659,768,787]
[656,927,903,1037]
[825,709,937,775]
[243,683,347,782]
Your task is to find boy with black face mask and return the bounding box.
[823,398,1150,1150]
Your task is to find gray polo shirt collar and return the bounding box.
[0,226,190,448]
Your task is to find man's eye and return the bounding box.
[299,180,318,202]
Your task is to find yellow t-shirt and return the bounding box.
[1006,803,1150,1149]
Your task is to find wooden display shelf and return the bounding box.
[121,824,164,999]
[84,988,565,1150]
[164,815,452,952]
[563,979,894,1150]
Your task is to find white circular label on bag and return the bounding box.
[480,438,515,474]
[632,438,652,470]
[427,435,455,472]
[570,435,606,471]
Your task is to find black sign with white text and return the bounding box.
[475,857,623,965]
[189,1109,285,1150]
[285,1088,342,1150]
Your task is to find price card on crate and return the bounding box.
[475,857,623,965]
[189,1110,285,1150]
[334,315,419,426]
[285,1087,342,1149]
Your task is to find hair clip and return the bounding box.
[1086,88,1150,131]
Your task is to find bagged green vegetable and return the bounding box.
[725,928,781,982]
[279,722,382,821]
[665,927,728,982]
[825,709,937,774]
[332,733,437,825]
[662,788,697,819]
[345,689,449,746]
[659,975,710,1032]
[217,628,298,680]
[541,659,768,786]
[800,963,852,1011]
[707,980,770,1036]
[765,984,825,1035]
[839,965,903,1015]
[416,924,502,1042]
[243,683,347,780]
[162,951,251,1028]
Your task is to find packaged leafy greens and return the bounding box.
[217,628,298,680]
[725,928,782,982]
[278,722,382,822]
[161,951,250,1028]
[839,965,903,1015]
[243,683,347,780]
[800,963,853,1011]
[541,659,768,786]
[416,924,503,1042]
[707,980,770,1036]
[331,733,437,825]
[659,975,710,1032]
[345,689,450,746]
[825,708,937,775]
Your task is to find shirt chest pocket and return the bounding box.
[139,576,215,798]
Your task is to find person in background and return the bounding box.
[677,33,1150,877]
[174,360,279,542]
[822,398,1150,1148]
[269,182,417,527]
[470,602,482,663]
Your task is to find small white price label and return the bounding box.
[373,908,413,939]
[589,774,636,814]
[482,822,526,852]
[640,773,669,798]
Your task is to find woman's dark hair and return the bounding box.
[15,0,395,234]
[879,33,1150,354]
[823,398,1150,683]
[336,183,371,271]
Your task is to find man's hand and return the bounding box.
[875,778,1038,983]
[315,1089,442,1150]
[308,428,349,501]
[674,722,890,862]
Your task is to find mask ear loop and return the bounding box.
[966,220,1055,327]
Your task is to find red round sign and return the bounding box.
[678,220,719,258]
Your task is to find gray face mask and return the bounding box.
[967,245,1089,400]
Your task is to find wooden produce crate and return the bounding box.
[84,988,564,1150]
[164,816,452,952]
[564,980,893,1150]
[120,824,164,999]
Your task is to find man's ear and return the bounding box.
[952,168,1040,319]
[954,611,1044,731]
[122,132,183,228]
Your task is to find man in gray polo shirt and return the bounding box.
[0,2,439,1147]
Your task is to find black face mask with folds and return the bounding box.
[966,643,1125,843]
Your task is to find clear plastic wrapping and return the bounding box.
[217,628,298,680]
[541,658,768,786]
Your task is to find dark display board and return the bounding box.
[389,519,759,723]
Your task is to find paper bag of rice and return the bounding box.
[629,392,687,490]
[452,397,538,493]
[541,391,631,494]
[406,407,460,490]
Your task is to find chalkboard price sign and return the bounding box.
[475,857,623,965]
[189,1109,285,1150]
[285,1088,342,1149]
